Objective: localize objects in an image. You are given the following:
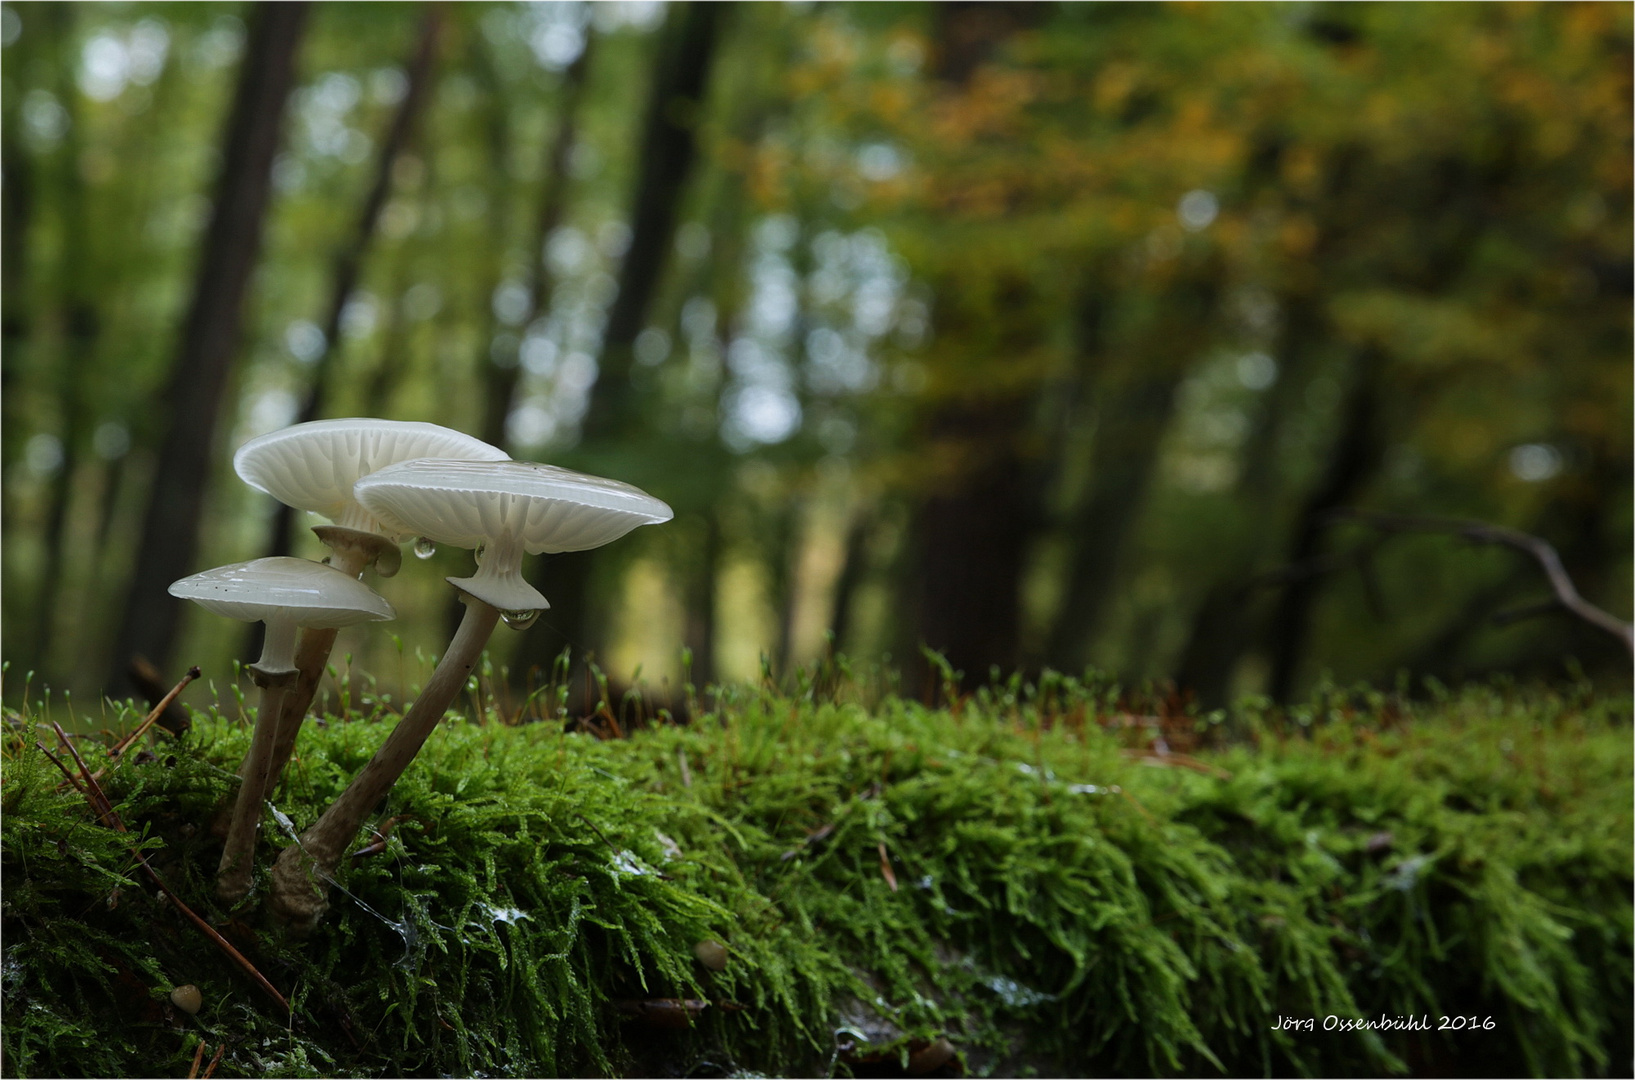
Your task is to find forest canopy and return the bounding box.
[2,1,1630,711]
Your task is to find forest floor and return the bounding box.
[2,671,1630,1078]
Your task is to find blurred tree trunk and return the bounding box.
[657,114,759,691]
[1041,374,1177,671]
[908,395,1033,686]
[0,44,30,469]
[362,247,417,417]
[1043,272,1219,674]
[264,6,443,561]
[1263,348,1385,702]
[903,2,1045,693]
[827,511,873,655]
[28,5,96,679]
[0,17,38,658]
[480,39,593,453]
[682,509,721,689]
[1249,142,1499,702]
[107,2,308,688]
[1398,449,1631,681]
[530,2,723,675]
[578,2,721,444]
[770,500,802,678]
[464,34,595,668]
[1174,298,1323,707]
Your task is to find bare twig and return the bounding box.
[201,1042,225,1079]
[42,724,291,1014]
[187,1039,206,1079]
[1328,510,1633,658]
[37,743,91,800]
[101,665,200,770]
[128,655,193,735]
[877,842,898,892]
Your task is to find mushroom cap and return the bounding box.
[233,419,507,537]
[168,557,396,627]
[354,459,674,555]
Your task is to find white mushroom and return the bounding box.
[234,418,509,568]
[268,459,671,934]
[356,458,675,619]
[231,420,506,796]
[169,557,394,904]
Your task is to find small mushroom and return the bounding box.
[693,939,729,971]
[232,419,507,789]
[268,459,671,934]
[170,984,203,1016]
[169,557,394,904]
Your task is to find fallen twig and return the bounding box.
[201,1042,225,1079]
[187,1039,206,1079]
[108,665,200,761]
[127,655,193,735]
[1123,748,1232,779]
[40,724,290,1015]
[877,841,897,892]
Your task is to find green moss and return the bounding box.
[2,677,1629,1077]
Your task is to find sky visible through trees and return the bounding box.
[2,1,1630,714]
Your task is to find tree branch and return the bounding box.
[1326,509,1633,659]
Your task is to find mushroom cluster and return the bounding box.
[167,418,671,921]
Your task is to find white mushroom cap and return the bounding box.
[233,419,508,538]
[169,557,396,627]
[355,459,673,612]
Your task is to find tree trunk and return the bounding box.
[1043,273,1218,673]
[827,511,873,655]
[264,7,443,561]
[29,4,97,679]
[107,2,308,688]
[1396,450,1630,682]
[909,397,1033,686]
[682,509,721,690]
[1041,370,1181,671]
[770,501,801,678]
[0,14,38,663]
[1173,297,1323,707]
[532,2,724,675]
[480,39,593,453]
[1263,348,1386,702]
[901,2,1048,695]
[578,2,722,445]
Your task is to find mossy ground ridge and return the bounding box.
[2,675,1629,1077]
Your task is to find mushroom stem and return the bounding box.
[268,594,501,934]
[262,539,376,789]
[217,663,297,904]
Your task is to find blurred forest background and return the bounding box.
[2,1,1630,715]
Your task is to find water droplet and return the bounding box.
[413,537,436,560]
[502,608,540,630]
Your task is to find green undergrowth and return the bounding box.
[2,675,1630,1078]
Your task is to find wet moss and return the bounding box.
[2,676,1629,1077]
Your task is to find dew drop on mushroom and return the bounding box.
[502,609,540,630]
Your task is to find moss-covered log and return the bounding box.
[2,678,1629,1077]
